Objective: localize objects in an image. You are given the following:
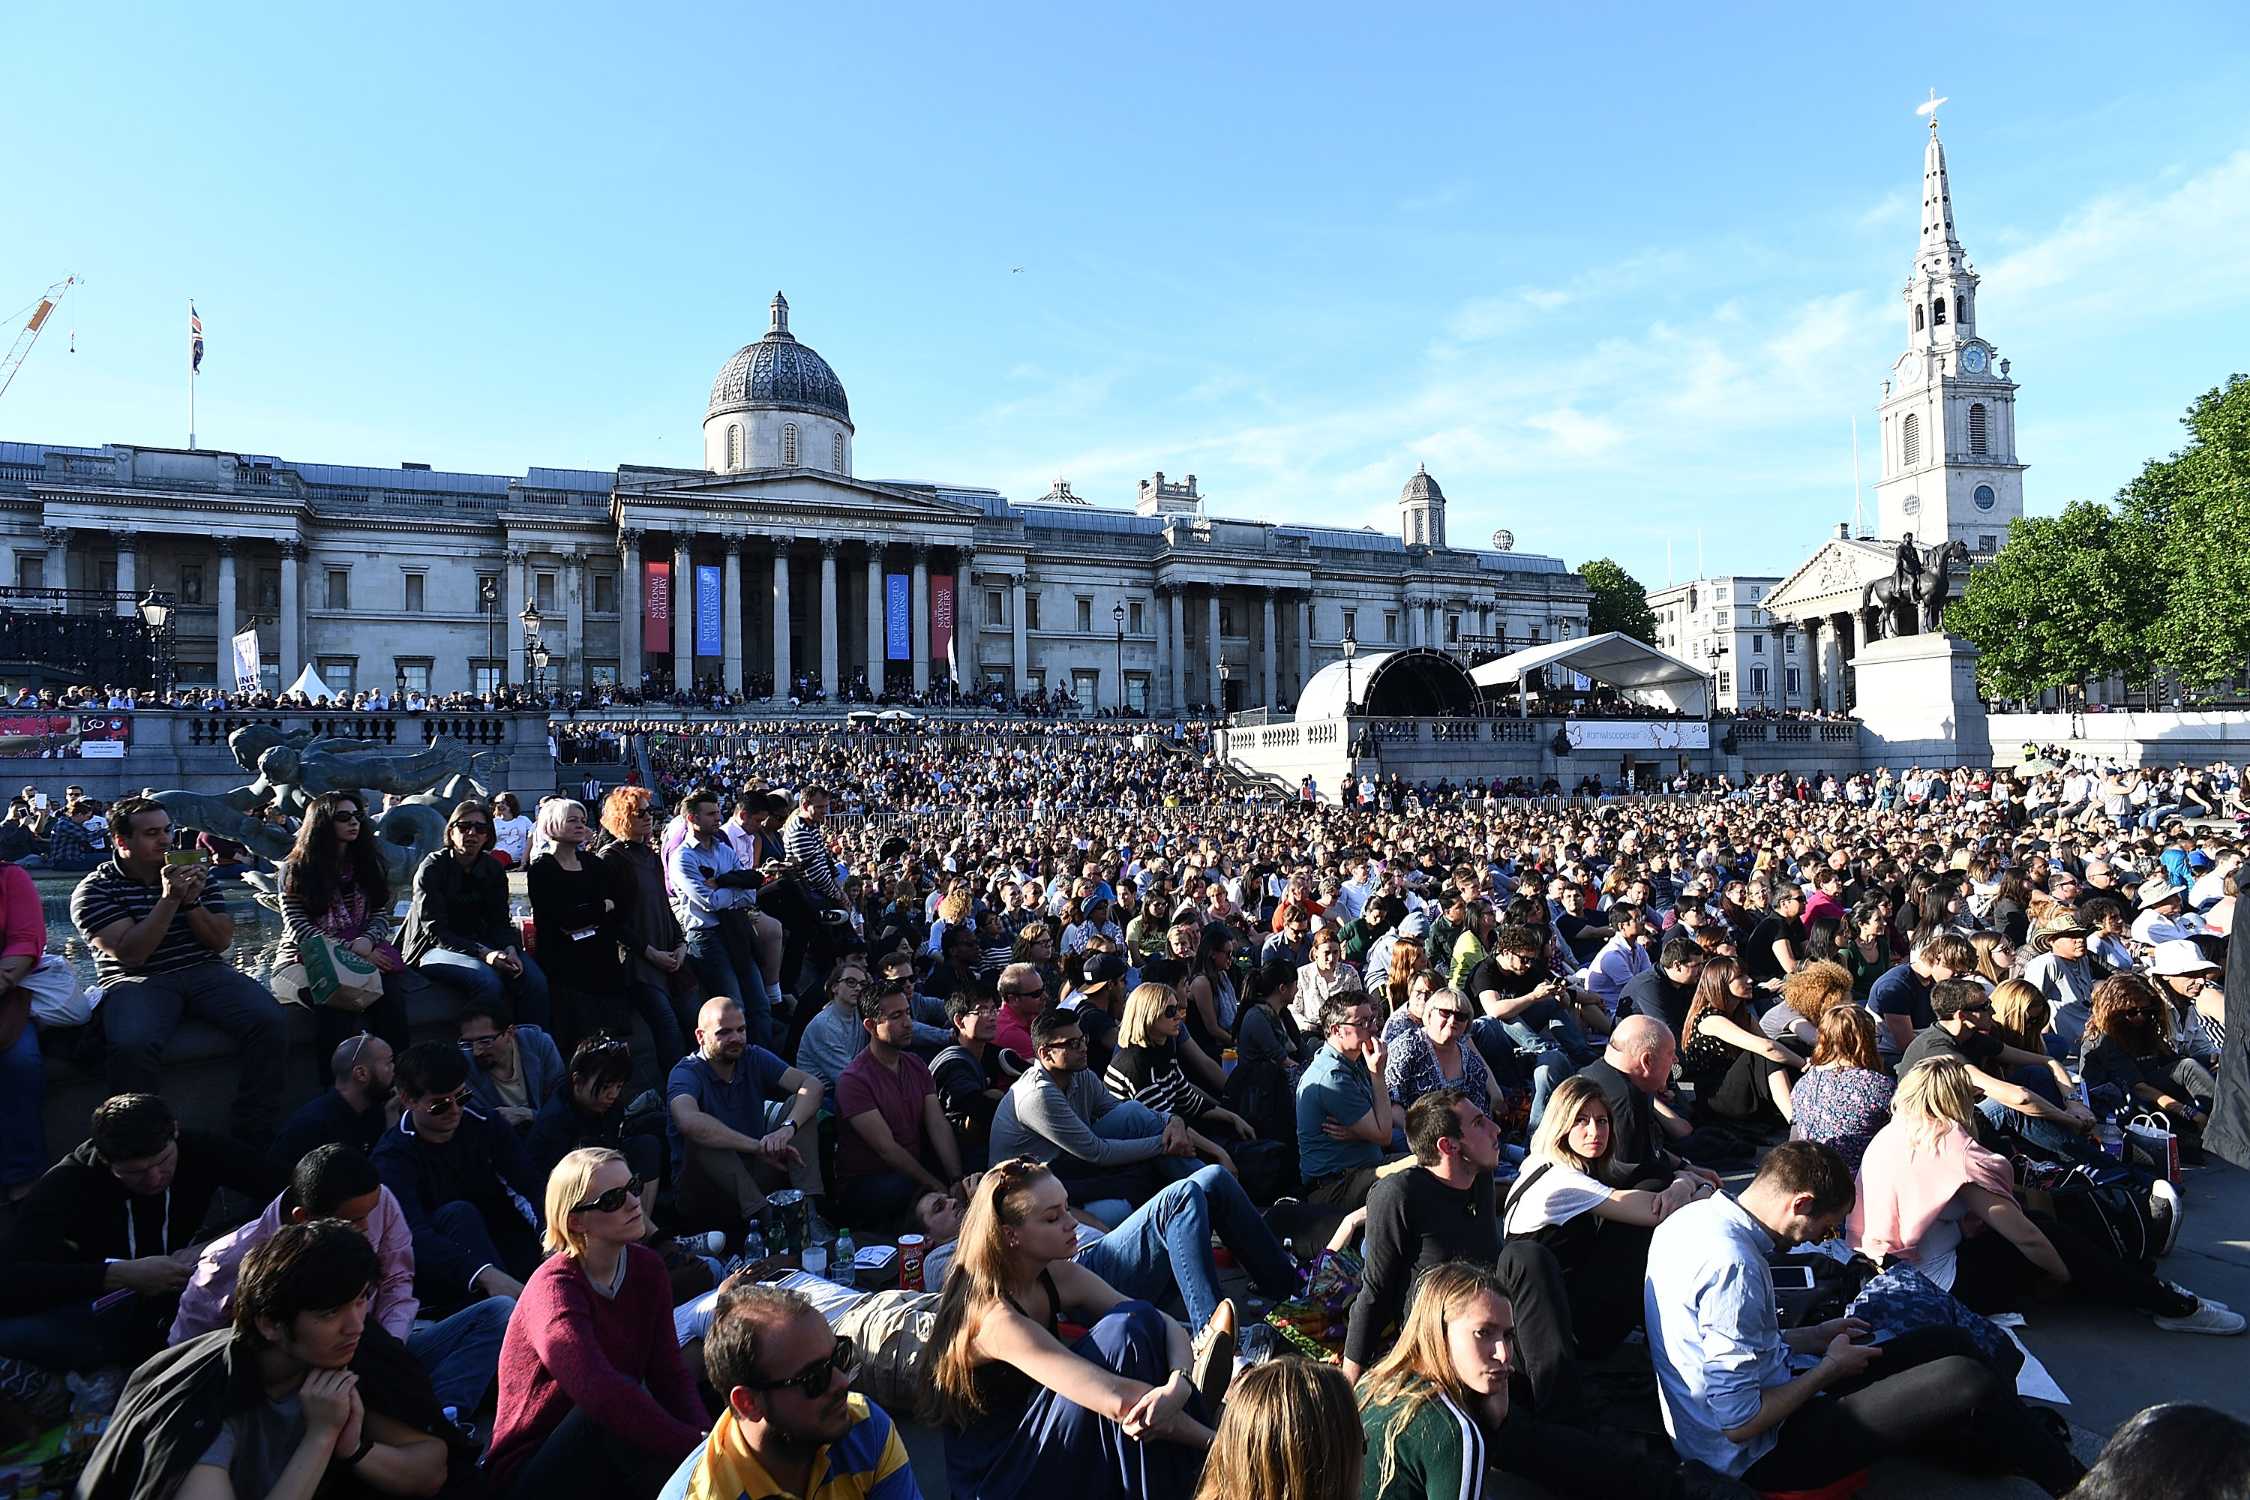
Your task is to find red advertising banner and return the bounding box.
[0,713,131,758]
[930,573,956,672]
[644,562,672,646]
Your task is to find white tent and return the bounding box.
[1469,632,1713,717]
[284,663,339,701]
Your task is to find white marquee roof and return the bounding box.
[1469,632,1713,716]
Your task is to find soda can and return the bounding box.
[896,1233,928,1292]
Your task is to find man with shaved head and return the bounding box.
[667,997,825,1233]
[1576,1016,1721,1193]
[271,1033,396,1171]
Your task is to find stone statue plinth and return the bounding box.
[1848,633,1991,769]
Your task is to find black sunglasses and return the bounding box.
[572,1175,642,1215]
[331,809,362,824]
[1159,1004,1185,1019]
[422,1087,472,1115]
[749,1335,858,1399]
[452,822,492,834]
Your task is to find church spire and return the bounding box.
[1916,99,1964,272]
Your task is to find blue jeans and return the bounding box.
[1470,1017,1574,1132]
[407,1296,514,1413]
[682,927,769,1048]
[1061,1098,1194,1223]
[1976,1097,2085,1158]
[1494,998,1596,1066]
[0,1021,44,1189]
[102,960,288,1139]
[417,947,552,1032]
[1076,1164,1297,1332]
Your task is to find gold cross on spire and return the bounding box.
[1916,88,1949,130]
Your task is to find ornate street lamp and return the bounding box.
[519,599,543,690]
[1113,601,1127,715]
[1341,624,1358,714]
[1217,659,1232,716]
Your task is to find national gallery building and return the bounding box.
[0,292,1588,712]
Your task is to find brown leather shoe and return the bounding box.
[1191,1297,1238,1417]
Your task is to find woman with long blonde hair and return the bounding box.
[923,1158,1213,1498]
[1852,1059,2234,1331]
[1191,1359,1361,1500]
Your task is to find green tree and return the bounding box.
[1577,558,1658,643]
[1946,500,2163,699]
[2127,374,2250,689]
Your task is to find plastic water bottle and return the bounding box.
[2096,1117,2125,1161]
[834,1226,857,1286]
[742,1224,767,1265]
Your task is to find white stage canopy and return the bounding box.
[1469,632,1713,718]
[284,663,339,701]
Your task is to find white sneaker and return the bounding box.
[2153,1299,2245,1336]
[2150,1179,2184,1257]
[2162,1278,2228,1315]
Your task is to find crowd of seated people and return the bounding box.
[0,747,2244,1500]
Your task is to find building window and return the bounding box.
[396,659,434,694]
[1968,403,1988,454]
[1933,297,1947,325]
[324,569,349,610]
[1902,413,1921,468]
[1384,612,1398,643]
[1124,672,1150,713]
[316,658,357,696]
[1072,668,1099,705]
[782,424,798,465]
[1786,634,1798,655]
[1714,610,1730,628]
[257,571,280,610]
[1341,608,1356,640]
[403,572,425,613]
[1714,585,1729,602]
[1717,670,1732,693]
[1979,533,1998,553]
[1959,293,1972,324]
[593,573,617,614]
[726,424,742,470]
[178,564,204,606]
[985,589,1003,627]
[1129,600,1144,634]
[1750,667,1769,696]
[1446,614,1460,643]
[831,432,844,470]
[469,660,502,694]
[1752,634,1764,655]
[15,556,41,590]
[535,572,556,612]
[588,661,618,688]
[1075,597,1092,633]
[1914,304,1925,332]
[1025,594,1041,631]
[1220,606,1234,636]
[1786,667,1802,696]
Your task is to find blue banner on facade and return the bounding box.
[695,564,723,658]
[885,572,910,661]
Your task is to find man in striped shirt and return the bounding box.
[781,785,846,909]
[69,796,286,1139]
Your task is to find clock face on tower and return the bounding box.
[1902,495,1921,516]
[1960,345,1989,376]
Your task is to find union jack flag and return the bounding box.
[189,304,204,373]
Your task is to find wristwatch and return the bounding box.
[338,1434,375,1467]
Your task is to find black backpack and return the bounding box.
[2040,1160,2158,1267]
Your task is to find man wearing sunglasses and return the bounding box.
[373,1041,545,1313]
[1899,978,2094,1156]
[661,1280,913,1500]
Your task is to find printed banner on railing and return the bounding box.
[885,573,910,661]
[931,574,956,671]
[230,627,262,692]
[694,564,723,658]
[0,713,131,758]
[1563,720,1709,751]
[644,562,672,646]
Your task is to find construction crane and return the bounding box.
[0,275,80,400]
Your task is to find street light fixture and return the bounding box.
[1217,659,1232,716]
[136,589,173,631]
[1340,624,1358,714]
[519,599,544,691]
[1113,601,1127,716]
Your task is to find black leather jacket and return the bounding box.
[401,848,512,965]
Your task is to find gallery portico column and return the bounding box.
[41,527,67,593]
[771,545,792,698]
[910,544,931,693]
[1204,587,1221,708]
[672,538,693,691]
[562,547,586,690]
[865,546,887,696]
[504,549,528,681]
[1801,616,1822,713]
[1010,574,1028,695]
[1167,586,1186,712]
[1261,590,1278,709]
[1294,594,1311,702]
[721,542,743,695]
[214,539,238,673]
[278,540,305,682]
[111,533,137,617]
[818,540,840,699]
[617,530,643,692]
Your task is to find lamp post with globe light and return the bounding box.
[1341,623,1358,714]
[520,599,544,695]
[1113,601,1127,716]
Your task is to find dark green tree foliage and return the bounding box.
[1949,374,2249,697]
[1577,558,1658,644]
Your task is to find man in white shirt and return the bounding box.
[1585,903,1653,1016]
[2130,881,2204,948]
[1644,1141,2082,1493]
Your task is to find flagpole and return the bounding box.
[188,299,197,451]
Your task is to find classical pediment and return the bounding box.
[1763,537,1896,618]
[614,466,983,533]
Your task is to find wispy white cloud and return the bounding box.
[1855,188,1911,229]
[1985,148,2250,319]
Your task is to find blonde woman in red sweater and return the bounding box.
[485,1149,707,1499]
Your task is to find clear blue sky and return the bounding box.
[4,3,2247,586]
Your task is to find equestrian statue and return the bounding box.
[1862,533,1970,641]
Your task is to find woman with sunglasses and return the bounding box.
[527,1033,658,1187]
[486,1148,707,1500]
[1102,982,1255,1142]
[2081,972,2218,1157]
[1854,1056,2240,1334]
[923,1158,1214,1499]
[529,796,684,1068]
[402,798,553,1030]
[278,791,411,1084]
[1382,985,1507,1120]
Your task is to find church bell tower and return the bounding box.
[1871,99,2026,552]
